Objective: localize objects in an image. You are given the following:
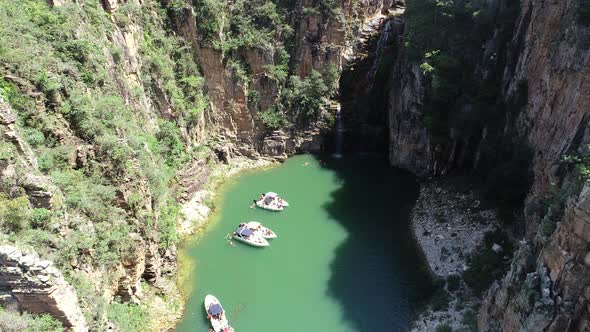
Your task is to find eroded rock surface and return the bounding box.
[0,246,88,332]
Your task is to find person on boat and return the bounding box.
[260,193,264,200]
[250,199,256,208]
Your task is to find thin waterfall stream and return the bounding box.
[333,103,343,158]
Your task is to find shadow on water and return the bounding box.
[318,154,433,331]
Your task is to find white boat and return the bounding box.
[246,221,277,239]
[266,192,289,206]
[233,225,270,247]
[255,192,288,211]
[255,199,283,211]
[204,295,234,332]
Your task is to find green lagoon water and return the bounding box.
[176,154,431,332]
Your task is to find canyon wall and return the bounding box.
[479,0,590,330]
[166,0,396,160]
[0,246,87,332]
[0,0,400,329]
[385,0,590,330]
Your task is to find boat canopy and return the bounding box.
[208,304,223,315]
[236,226,253,237]
[265,192,279,198]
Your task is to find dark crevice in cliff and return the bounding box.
[330,16,404,155]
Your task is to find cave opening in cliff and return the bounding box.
[327,16,403,157]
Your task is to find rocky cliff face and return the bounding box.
[477,0,590,329]
[166,0,398,160]
[339,12,406,153]
[0,246,88,332]
[0,0,406,329]
[385,0,590,330]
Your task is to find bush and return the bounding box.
[156,121,185,167]
[446,274,461,292]
[18,229,59,252]
[30,208,52,229]
[0,194,30,233]
[0,78,35,113]
[464,230,514,295]
[430,287,450,311]
[0,140,16,162]
[37,146,75,173]
[158,203,180,249]
[478,140,533,221]
[435,323,453,332]
[93,221,132,267]
[578,0,590,26]
[0,307,63,332]
[258,107,286,130]
[22,127,46,147]
[107,302,149,332]
[281,68,338,127]
[462,309,478,331]
[51,170,121,222]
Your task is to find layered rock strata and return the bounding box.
[0,246,88,332]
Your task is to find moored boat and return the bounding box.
[255,199,283,211]
[266,192,289,206]
[204,295,234,332]
[255,192,288,211]
[233,225,270,247]
[246,221,277,239]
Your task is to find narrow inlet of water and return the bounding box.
[175,154,431,332]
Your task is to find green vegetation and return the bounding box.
[577,0,590,26]
[30,208,52,228]
[462,309,478,331]
[406,1,533,221]
[463,230,514,295]
[430,287,451,311]
[539,184,571,238]
[0,307,63,332]
[0,0,210,327]
[479,140,533,217]
[190,0,292,51]
[446,274,461,292]
[280,68,339,127]
[435,323,453,332]
[107,302,150,332]
[184,0,339,131]
[427,277,451,311]
[539,148,590,237]
[258,107,287,130]
[0,194,31,233]
[408,0,521,142]
[255,67,339,130]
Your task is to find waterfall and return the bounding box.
[333,103,343,158]
[367,18,397,84]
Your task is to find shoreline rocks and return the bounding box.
[410,181,499,332]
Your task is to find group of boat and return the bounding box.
[231,192,288,247]
[206,192,289,331]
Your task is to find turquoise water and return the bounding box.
[176,154,431,331]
